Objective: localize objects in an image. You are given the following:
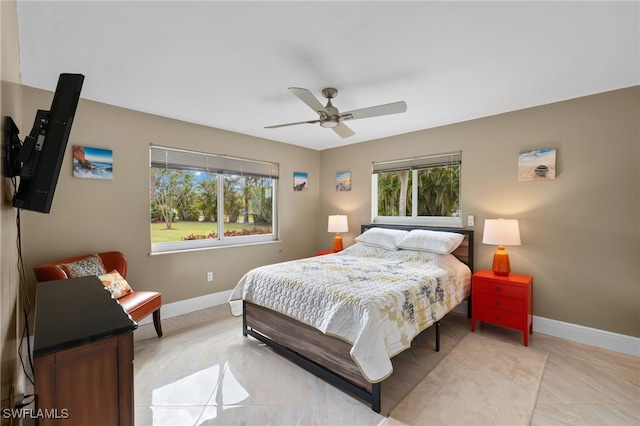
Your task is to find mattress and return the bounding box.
[229,242,471,382]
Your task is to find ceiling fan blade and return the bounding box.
[341,101,407,121]
[265,119,321,129]
[332,123,355,138]
[288,87,329,115]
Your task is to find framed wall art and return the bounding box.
[293,171,308,191]
[518,148,556,181]
[335,171,351,191]
[72,145,113,180]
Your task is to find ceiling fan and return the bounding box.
[265,87,407,138]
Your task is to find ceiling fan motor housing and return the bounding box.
[320,88,340,127]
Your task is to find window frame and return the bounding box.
[150,145,278,253]
[371,151,462,227]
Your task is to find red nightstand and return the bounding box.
[316,249,336,256]
[471,270,533,346]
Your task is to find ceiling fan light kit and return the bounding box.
[320,119,339,128]
[266,87,407,139]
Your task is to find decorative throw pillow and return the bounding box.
[355,228,409,250]
[60,254,107,278]
[397,230,465,254]
[98,270,134,298]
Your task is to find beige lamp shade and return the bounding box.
[482,219,521,246]
[327,215,349,233]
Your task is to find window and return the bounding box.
[372,151,462,227]
[150,145,278,253]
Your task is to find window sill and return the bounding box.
[149,239,281,256]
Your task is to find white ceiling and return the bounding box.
[16,1,639,151]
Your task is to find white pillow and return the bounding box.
[355,228,409,250]
[397,229,465,254]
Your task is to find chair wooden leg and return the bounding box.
[152,309,163,337]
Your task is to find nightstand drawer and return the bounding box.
[474,279,523,299]
[474,306,524,329]
[474,293,524,314]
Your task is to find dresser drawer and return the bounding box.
[474,279,524,299]
[474,306,524,329]
[474,293,524,314]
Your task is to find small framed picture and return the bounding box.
[293,171,308,191]
[518,148,556,181]
[336,171,351,191]
[73,146,113,180]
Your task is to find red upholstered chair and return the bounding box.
[33,251,163,337]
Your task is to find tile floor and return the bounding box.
[133,304,639,425]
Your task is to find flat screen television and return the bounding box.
[4,73,84,213]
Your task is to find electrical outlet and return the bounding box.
[207,272,213,282]
[467,214,475,227]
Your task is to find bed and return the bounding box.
[228,224,474,412]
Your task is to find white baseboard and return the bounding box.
[144,294,639,358]
[136,289,233,326]
[533,315,639,357]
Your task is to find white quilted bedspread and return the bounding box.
[229,243,471,383]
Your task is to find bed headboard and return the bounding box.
[360,224,474,271]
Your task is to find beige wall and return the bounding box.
[20,89,320,306]
[1,0,23,414]
[319,87,640,337]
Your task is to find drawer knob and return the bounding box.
[495,301,501,306]
[495,315,501,320]
[495,286,501,291]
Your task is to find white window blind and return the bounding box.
[150,145,279,179]
[372,151,462,173]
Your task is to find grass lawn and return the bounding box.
[150,221,270,243]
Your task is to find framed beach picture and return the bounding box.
[518,148,556,181]
[73,146,113,180]
[335,171,351,191]
[293,171,308,191]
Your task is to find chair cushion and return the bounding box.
[118,291,162,323]
[98,270,134,298]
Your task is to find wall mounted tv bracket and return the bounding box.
[3,116,22,178]
[3,113,48,179]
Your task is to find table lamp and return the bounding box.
[482,218,521,276]
[328,215,348,252]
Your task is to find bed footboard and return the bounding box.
[243,301,443,412]
[243,301,382,412]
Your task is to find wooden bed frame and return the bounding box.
[242,224,474,412]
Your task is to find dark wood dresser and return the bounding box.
[33,275,137,425]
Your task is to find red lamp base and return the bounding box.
[332,234,344,252]
[492,246,511,276]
